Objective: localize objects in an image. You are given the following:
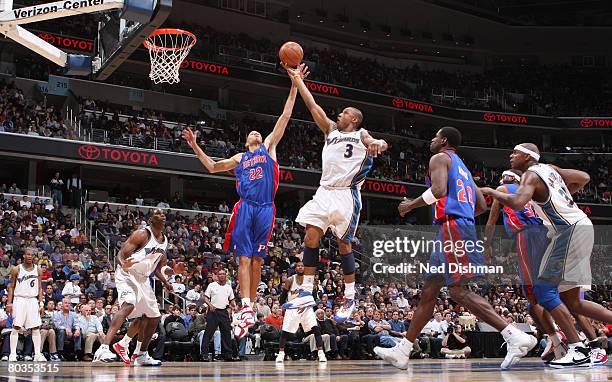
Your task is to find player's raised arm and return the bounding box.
[264,83,298,157]
[360,130,389,158]
[117,229,149,269]
[182,128,241,173]
[284,64,336,135]
[398,153,450,216]
[549,165,590,195]
[481,172,538,211]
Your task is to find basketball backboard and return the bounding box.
[94,0,172,80]
[0,0,171,78]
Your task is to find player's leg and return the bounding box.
[560,287,612,323]
[133,316,162,366]
[9,325,19,361]
[229,203,255,323]
[375,280,442,368]
[94,301,134,362]
[114,317,141,364]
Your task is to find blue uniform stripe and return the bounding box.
[342,188,361,242]
[541,201,570,227]
[351,156,374,187]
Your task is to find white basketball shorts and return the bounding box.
[296,186,362,243]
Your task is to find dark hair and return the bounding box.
[439,126,462,148]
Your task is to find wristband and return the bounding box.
[422,188,439,205]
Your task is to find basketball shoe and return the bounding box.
[500,331,537,370]
[334,299,355,323]
[590,347,607,366]
[33,354,47,362]
[281,289,315,309]
[275,351,285,363]
[133,352,162,366]
[374,338,412,369]
[541,340,568,363]
[237,304,256,328]
[113,342,131,364]
[549,345,590,368]
[93,344,118,363]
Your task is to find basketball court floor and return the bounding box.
[2,359,610,382]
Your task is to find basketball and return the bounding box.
[279,41,303,67]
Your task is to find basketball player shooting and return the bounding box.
[481,143,612,368]
[281,64,388,323]
[94,208,172,365]
[7,248,45,362]
[183,81,298,332]
[374,127,536,370]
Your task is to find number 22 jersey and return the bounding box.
[234,145,279,205]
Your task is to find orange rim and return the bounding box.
[143,28,197,52]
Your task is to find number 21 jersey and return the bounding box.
[428,150,476,223]
[320,129,373,189]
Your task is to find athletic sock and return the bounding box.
[32,329,41,356]
[399,339,413,356]
[302,275,315,292]
[569,342,584,349]
[134,341,142,355]
[10,329,18,356]
[344,282,355,301]
[241,298,251,308]
[501,324,521,341]
[551,333,562,347]
[119,334,132,347]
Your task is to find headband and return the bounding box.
[502,171,521,182]
[513,145,540,161]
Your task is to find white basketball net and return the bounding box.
[144,29,196,84]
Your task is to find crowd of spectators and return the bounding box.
[1,182,612,362]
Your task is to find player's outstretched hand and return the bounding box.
[367,141,385,157]
[479,187,495,196]
[398,197,412,217]
[182,128,196,147]
[282,62,310,81]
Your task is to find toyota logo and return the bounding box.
[580,118,593,128]
[78,145,100,160]
[483,113,496,122]
[392,98,404,108]
[38,33,55,44]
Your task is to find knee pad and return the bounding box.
[341,252,355,275]
[303,247,319,268]
[533,284,562,312]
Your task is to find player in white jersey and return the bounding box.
[482,143,612,368]
[7,248,45,362]
[94,208,173,365]
[276,262,326,363]
[282,64,388,323]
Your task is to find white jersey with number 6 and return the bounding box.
[14,264,39,298]
[527,163,588,231]
[320,129,373,189]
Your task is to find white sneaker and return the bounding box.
[24,355,33,361]
[93,346,117,363]
[375,339,412,370]
[134,352,162,366]
[501,332,537,370]
[333,299,355,324]
[275,351,285,363]
[34,354,47,362]
[549,346,590,369]
[318,350,327,363]
[590,347,607,366]
[1,356,8,361]
[8,354,17,362]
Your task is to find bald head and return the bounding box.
[346,107,363,127]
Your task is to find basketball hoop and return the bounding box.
[144,28,197,84]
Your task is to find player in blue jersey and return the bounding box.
[374,127,536,370]
[183,80,298,331]
[484,170,568,362]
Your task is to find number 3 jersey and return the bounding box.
[320,129,373,189]
[235,145,279,205]
[428,150,476,223]
[527,163,587,231]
